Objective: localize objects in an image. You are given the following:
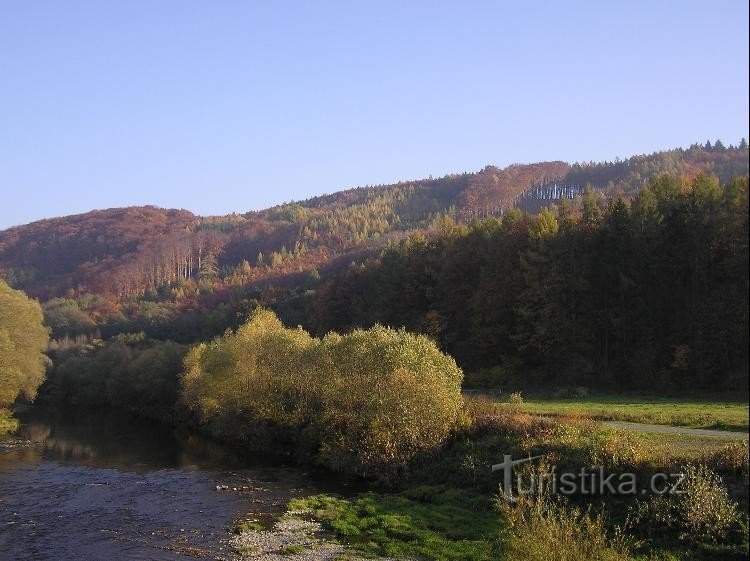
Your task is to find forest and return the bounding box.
[309,174,749,394]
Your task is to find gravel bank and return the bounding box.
[229,514,397,561]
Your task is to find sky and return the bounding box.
[1,1,748,229]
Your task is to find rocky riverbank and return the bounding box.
[228,511,397,561]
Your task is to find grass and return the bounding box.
[630,432,747,465]
[232,520,265,534]
[288,491,502,561]
[280,544,306,555]
[519,396,749,431]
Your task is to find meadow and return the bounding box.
[519,395,749,432]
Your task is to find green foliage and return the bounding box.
[180,308,464,476]
[0,279,49,407]
[314,325,463,476]
[181,308,316,432]
[266,203,310,223]
[43,298,97,338]
[42,336,187,422]
[232,520,265,534]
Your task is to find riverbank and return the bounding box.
[257,397,749,561]
[3,396,748,561]
[228,514,399,560]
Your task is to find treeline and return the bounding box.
[41,334,187,423]
[38,308,465,477]
[307,174,749,393]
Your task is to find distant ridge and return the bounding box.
[1,142,747,299]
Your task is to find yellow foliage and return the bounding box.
[0,279,49,407]
[180,309,464,475]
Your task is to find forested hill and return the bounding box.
[1,140,747,395]
[1,142,747,302]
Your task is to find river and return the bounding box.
[0,414,352,561]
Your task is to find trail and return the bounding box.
[602,420,749,440]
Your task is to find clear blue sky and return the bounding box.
[1,1,748,228]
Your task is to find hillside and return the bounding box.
[2,142,747,304]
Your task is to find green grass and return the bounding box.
[232,520,265,534]
[288,491,502,561]
[280,544,305,555]
[519,396,749,431]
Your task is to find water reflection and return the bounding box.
[3,413,279,473]
[0,413,349,561]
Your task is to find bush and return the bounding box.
[631,464,742,545]
[180,309,464,477]
[314,326,463,477]
[0,408,19,437]
[181,308,315,431]
[463,394,537,436]
[498,494,635,561]
[700,442,749,476]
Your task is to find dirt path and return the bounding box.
[602,420,749,439]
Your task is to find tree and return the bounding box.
[0,279,49,407]
[581,185,600,227]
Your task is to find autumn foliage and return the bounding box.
[180,308,464,476]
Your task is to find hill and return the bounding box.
[2,142,746,303]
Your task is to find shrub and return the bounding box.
[0,408,19,437]
[631,464,742,545]
[463,394,536,435]
[181,308,315,430]
[42,336,187,422]
[497,494,635,561]
[700,441,749,476]
[180,309,464,477]
[587,430,645,470]
[314,326,463,477]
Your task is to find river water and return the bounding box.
[0,414,350,561]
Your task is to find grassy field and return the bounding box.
[273,399,749,561]
[519,396,749,431]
